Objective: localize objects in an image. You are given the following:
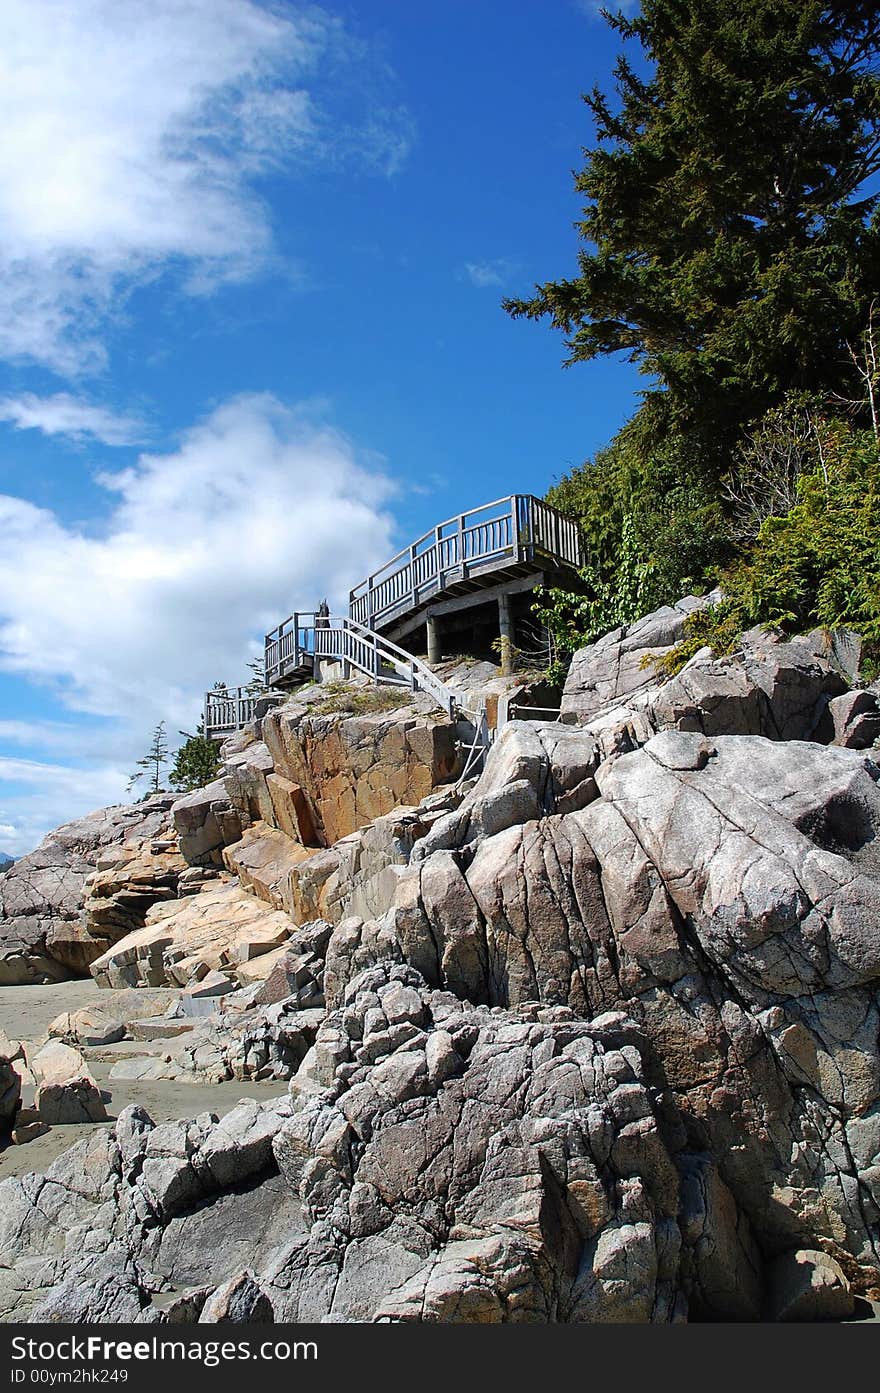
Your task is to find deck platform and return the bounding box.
[205,493,583,737]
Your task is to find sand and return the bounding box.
[0,978,286,1181]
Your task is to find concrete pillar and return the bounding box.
[498,592,514,676]
[427,614,441,666]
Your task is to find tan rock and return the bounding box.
[265,773,320,846]
[0,1030,35,1087]
[768,1249,855,1321]
[31,1040,106,1124]
[234,944,293,987]
[90,880,294,989]
[222,823,314,908]
[48,988,184,1045]
[262,702,458,845]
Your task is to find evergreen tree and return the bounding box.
[505,1,880,442]
[244,657,266,695]
[169,724,222,793]
[127,721,169,798]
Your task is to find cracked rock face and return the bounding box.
[0,797,177,985]
[3,618,880,1323]
[561,615,860,752]
[335,725,880,1293]
[1,969,755,1323]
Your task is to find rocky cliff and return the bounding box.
[2,614,880,1323]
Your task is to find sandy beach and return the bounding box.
[0,978,287,1181]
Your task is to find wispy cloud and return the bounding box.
[0,0,415,375]
[0,756,131,857]
[460,258,519,289]
[0,392,146,446]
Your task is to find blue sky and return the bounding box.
[0,0,643,855]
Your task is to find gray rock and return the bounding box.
[828,689,880,749]
[199,1098,286,1187]
[0,794,175,984]
[0,1057,20,1134]
[171,779,243,867]
[29,1248,158,1324]
[768,1249,855,1322]
[31,1041,107,1124]
[199,1271,273,1323]
[561,593,717,723]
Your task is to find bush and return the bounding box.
[657,418,880,679]
[536,406,735,677]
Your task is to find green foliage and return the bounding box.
[536,409,736,676]
[169,725,222,793]
[515,7,880,681]
[127,721,169,799]
[534,513,657,676]
[505,1,880,442]
[658,419,880,675]
[647,599,745,677]
[725,420,880,651]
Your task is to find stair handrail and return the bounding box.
[314,613,457,717]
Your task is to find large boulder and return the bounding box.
[333,729,880,1290]
[0,795,176,984]
[828,689,880,750]
[262,697,459,846]
[79,847,183,964]
[222,824,315,908]
[562,612,855,751]
[171,780,243,867]
[30,1041,107,1124]
[89,879,294,990]
[48,988,183,1046]
[646,628,848,741]
[561,594,717,724]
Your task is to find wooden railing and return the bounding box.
[211,494,582,733]
[348,494,582,630]
[313,615,455,715]
[264,611,317,687]
[203,686,264,738]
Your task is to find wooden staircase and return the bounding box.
[205,493,581,737]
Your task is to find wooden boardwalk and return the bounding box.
[205,493,581,737]
[349,494,582,636]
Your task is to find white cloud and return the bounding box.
[0,392,146,445]
[461,259,518,289]
[0,393,399,851]
[0,392,397,719]
[0,0,414,373]
[0,757,130,857]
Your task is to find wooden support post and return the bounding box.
[427,614,441,666]
[498,592,514,676]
